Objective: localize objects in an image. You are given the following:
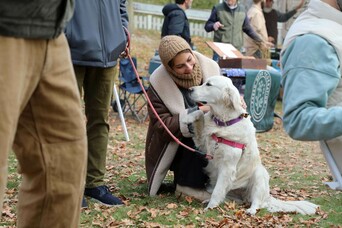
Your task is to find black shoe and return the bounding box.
[84,185,124,206]
[81,196,88,208]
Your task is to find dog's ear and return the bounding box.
[222,86,244,112]
[222,87,233,109]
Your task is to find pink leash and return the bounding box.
[122,28,209,159]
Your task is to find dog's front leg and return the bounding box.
[205,149,241,210]
[192,112,205,149]
[205,165,236,210]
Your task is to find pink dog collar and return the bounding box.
[211,134,245,150]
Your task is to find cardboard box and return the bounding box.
[218,58,267,70]
[206,41,267,69]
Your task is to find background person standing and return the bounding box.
[263,0,305,46]
[244,0,272,58]
[161,0,194,49]
[65,0,128,207]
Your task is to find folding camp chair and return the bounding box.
[112,83,129,141]
[118,57,149,123]
[148,50,161,75]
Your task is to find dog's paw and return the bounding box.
[182,110,204,124]
[202,199,210,204]
[204,204,218,211]
[245,208,257,215]
[205,200,219,211]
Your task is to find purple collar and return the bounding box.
[212,113,249,127]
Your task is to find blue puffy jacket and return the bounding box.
[65,0,128,67]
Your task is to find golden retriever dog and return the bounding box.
[183,76,318,215]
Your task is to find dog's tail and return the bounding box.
[265,196,318,215]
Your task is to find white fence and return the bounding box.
[133,1,308,44]
[133,2,213,39]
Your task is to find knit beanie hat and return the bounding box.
[159,35,202,89]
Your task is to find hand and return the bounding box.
[213,21,224,31]
[268,36,275,44]
[260,41,274,50]
[240,96,247,109]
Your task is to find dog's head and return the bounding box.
[190,76,245,117]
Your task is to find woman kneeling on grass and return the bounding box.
[145,35,220,200]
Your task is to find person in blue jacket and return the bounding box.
[281,0,342,190]
[65,0,128,207]
[161,0,194,49]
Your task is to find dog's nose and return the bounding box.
[189,87,194,92]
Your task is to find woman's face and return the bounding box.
[171,52,196,75]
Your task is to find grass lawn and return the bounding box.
[1,29,342,227]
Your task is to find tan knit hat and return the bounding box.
[159,35,192,67]
[158,35,202,89]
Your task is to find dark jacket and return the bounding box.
[263,9,297,46]
[161,4,191,46]
[65,0,128,67]
[0,0,74,39]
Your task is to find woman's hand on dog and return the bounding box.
[240,96,247,109]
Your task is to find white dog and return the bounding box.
[183,76,318,215]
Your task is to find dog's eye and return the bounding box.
[206,82,212,86]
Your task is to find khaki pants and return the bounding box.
[74,66,115,188]
[0,34,87,227]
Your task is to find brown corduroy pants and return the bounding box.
[0,34,87,227]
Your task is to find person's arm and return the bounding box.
[277,0,304,22]
[147,86,183,141]
[204,7,218,32]
[281,34,342,141]
[276,9,297,22]
[120,0,129,28]
[242,16,263,42]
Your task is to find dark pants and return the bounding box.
[74,66,116,188]
[171,138,209,189]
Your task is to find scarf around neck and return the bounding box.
[165,54,203,89]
